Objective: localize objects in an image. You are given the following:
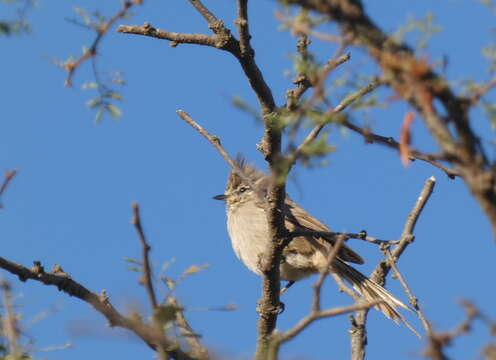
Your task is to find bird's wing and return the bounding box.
[283,197,364,265]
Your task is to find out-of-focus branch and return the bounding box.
[62,0,142,87]
[0,258,196,360]
[1,280,21,358]
[341,119,460,178]
[0,170,17,207]
[288,78,382,166]
[283,0,496,239]
[131,202,209,360]
[168,297,209,360]
[470,77,496,105]
[423,301,481,360]
[350,176,436,360]
[275,10,342,43]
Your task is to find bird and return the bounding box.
[214,158,416,332]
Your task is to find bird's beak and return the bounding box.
[213,194,227,201]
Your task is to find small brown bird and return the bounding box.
[215,159,415,332]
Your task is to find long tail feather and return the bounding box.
[332,259,420,337]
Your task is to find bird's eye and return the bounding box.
[239,186,248,193]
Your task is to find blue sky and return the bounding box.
[2,0,495,359]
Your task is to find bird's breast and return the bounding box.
[226,202,268,275]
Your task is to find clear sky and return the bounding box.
[2,0,495,359]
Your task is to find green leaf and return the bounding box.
[94,107,104,123]
[86,96,101,108]
[81,82,98,89]
[106,104,122,120]
[106,91,123,101]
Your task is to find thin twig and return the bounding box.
[288,229,399,246]
[289,78,383,165]
[186,0,218,26]
[131,203,169,360]
[312,235,345,311]
[350,176,436,360]
[470,77,496,105]
[176,110,264,202]
[342,120,460,179]
[0,170,17,207]
[385,249,431,334]
[63,1,139,87]
[131,202,158,309]
[423,300,480,360]
[331,273,360,301]
[271,300,381,349]
[168,297,209,360]
[274,10,342,42]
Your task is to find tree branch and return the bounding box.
[288,229,399,246]
[176,110,264,201]
[185,0,218,26]
[384,249,431,334]
[350,175,436,359]
[269,299,381,357]
[131,202,158,309]
[168,297,210,360]
[62,0,140,87]
[283,0,496,239]
[0,170,17,207]
[0,257,196,360]
[288,77,382,165]
[341,119,460,179]
[117,23,221,47]
[235,0,251,57]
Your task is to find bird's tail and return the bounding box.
[332,259,419,336]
